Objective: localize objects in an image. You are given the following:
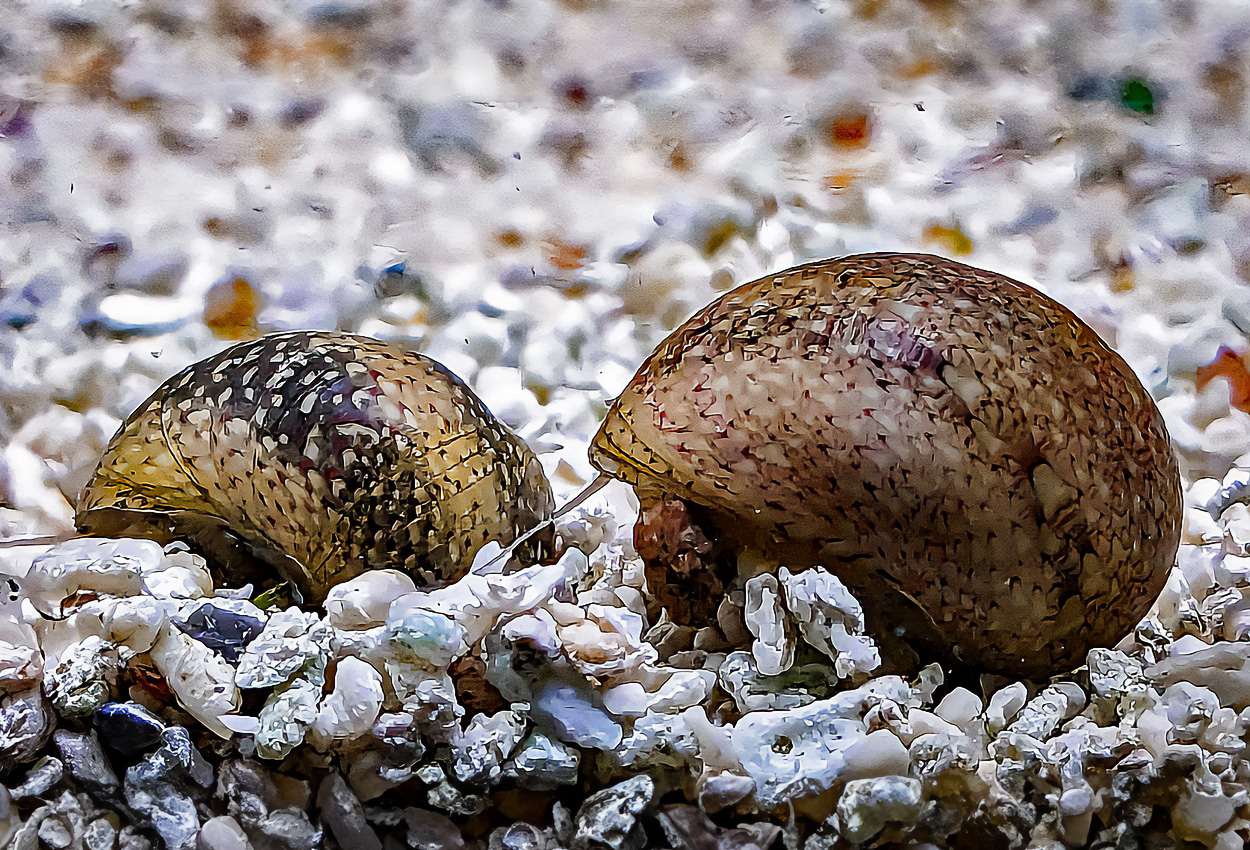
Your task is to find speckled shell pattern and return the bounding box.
[591,253,1182,676]
[77,331,553,602]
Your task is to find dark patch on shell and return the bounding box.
[77,331,554,602]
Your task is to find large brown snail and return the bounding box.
[76,331,554,602]
[590,252,1182,677]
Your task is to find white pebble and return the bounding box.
[24,538,162,610]
[309,656,385,745]
[150,625,241,739]
[744,573,792,677]
[935,687,983,729]
[197,816,249,850]
[325,570,416,630]
[986,682,1029,735]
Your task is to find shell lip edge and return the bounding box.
[588,424,665,490]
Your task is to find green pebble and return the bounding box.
[1120,78,1155,115]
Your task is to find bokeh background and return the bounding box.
[2,0,1249,540]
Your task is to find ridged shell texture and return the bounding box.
[591,253,1182,676]
[77,331,553,601]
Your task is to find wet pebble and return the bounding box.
[571,775,654,850]
[0,687,55,765]
[395,807,464,850]
[53,729,120,796]
[657,804,781,850]
[316,772,381,850]
[96,702,166,757]
[501,730,580,791]
[196,816,249,850]
[834,776,924,844]
[10,756,65,799]
[174,601,266,664]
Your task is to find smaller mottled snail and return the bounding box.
[590,253,1182,678]
[76,331,553,602]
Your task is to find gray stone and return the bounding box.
[10,756,64,799]
[399,807,464,850]
[489,823,550,850]
[833,776,923,845]
[54,730,121,795]
[37,812,75,849]
[125,744,201,850]
[118,825,157,850]
[159,727,213,788]
[552,802,574,847]
[425,776,485,817]
[10,792,92,850]
[729,823,785,850]
[217,759,278,832]
[657,804,781,850]
[501,731,580,791]
[0,785,12,844]
[124,772,199,850]
[0,687,55,765]
[802,830,838,850]
[696,772,755,814]
[251,809,321,850]
[572,775,654,850]
[84,817,119,850]
[315,773,380,850]
[6,805,47,850]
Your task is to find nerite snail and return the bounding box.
[590,253,1182,678]
[72,256,1181,678]
[76,331,554,602]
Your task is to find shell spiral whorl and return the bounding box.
[77,330,554,602]
[590,252,1182,677]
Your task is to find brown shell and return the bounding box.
[77,331,553,602]
[591,253,1182,677]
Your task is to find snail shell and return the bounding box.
[77,331,553,602]
[591,253,1181,677]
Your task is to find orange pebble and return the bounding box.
[829,110,873,149]
[1197,347,1250,413]
[203,278,262,340]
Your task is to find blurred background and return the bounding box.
[1,0,1248,539]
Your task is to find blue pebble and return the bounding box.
[96,702,165,756]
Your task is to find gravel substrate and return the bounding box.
[3,2,1250,849]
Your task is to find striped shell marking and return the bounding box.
[591,253,1182,677]
[77,331,553,601]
